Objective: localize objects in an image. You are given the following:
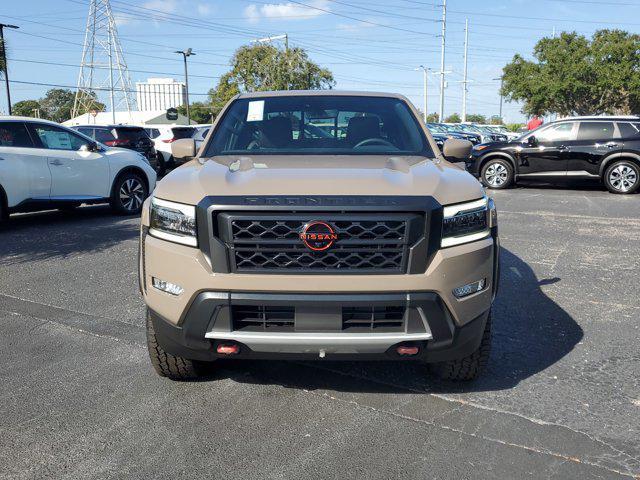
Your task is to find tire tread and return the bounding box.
[430,314,492,381]
[146,310,205,380]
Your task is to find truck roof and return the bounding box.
[236,90,408,100]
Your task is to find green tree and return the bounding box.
[501,30,640,116]
[489,115,503,125]
[39,89,104,123]
[425,112,440,123]
[12,99,41,117]
[466,113,487,123]
[209,72,241,118]
[177,102,213,124]
[444,113,461,123]
[208,44,334,117]
[506,123,524,132]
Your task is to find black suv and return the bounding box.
[467,116,640,194]
[73,125,158,170]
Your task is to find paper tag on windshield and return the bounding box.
[247,100,264,122]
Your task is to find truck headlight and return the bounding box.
[441,196,491,247]
[149,197,197,247]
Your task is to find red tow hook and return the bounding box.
[396,345,420,356]
[216,343,240,355]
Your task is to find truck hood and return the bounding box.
[153,155,485,206]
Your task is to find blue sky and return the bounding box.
[2,0,640,123]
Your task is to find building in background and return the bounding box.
[135,78,186,112]
[63,109,192,126]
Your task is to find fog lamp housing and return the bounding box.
[152,277,184,296]
[452,278,486,298]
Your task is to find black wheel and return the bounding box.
[603,160,639,194]
[154,152,166,177]
[146,310,212,380]
[430,313,492,381]
[481,158,514,189]
[110,172,148,215]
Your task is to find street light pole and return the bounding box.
[0,23,19,116]
[175,48,195,124]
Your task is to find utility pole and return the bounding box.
[462,18,469,123]
[438,0,447,122]
[493,76,504,121]
[175,48,194,124]
[415,66,429,123]
[0,23,19,115]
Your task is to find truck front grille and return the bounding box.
[217,213,423,274]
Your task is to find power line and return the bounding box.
[9,79,212,97]
[7,57,220,80]
[283,0,440,36]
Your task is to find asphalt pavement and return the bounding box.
[1,180,639,479]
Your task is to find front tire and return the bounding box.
[481,159,514,189]
[604,160,639,194]
[146,310,210,380]
[110,172,148,215]
[430,313,492,381]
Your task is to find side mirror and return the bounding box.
[527,135,537,146]
[442,138,473,161]
[171,138,196,160]
[80,142,98,152]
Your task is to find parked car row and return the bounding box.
[466,115,640,194]
[144,125,196,175]
[70,124,201,176]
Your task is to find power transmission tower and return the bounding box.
[72,0,136,123]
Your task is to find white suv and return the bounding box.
[0,117,156,222]
[144,125,195,174]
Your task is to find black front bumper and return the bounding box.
[149,292,490,363]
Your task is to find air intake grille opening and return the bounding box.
[342,306,405,332]
[232,305,295,332]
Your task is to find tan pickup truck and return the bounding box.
[138,91,499,381]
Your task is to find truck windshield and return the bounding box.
[205,95,430,156]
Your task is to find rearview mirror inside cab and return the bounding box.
[442,138,473,161]
[172,138,196,160]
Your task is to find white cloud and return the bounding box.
[197,3,213,16]
[142,0,179,14]
[243,0,329,23]
[114,13,138,26]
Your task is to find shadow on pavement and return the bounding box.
[515,178,606,193]
[0,205,139,265]
[214,247,584,394]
